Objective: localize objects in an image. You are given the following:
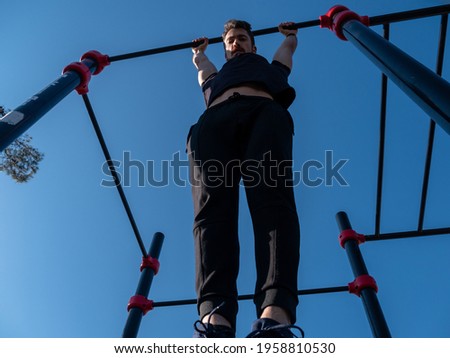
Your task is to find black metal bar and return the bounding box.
[375,23,390,237]
[369,4,450,26]
[366,227,450,241]
[109,40,218,62]
[82,94,148,257]
[108,5,450,63]
[336,213,370,276]
[418,121,437,232]
[152,285,349,308]
[0,58,97,152]
[418,14,448,231]
[108,20,320,63]
[336,212,391,338]
[122,232,165,338]
[340,18,450,135]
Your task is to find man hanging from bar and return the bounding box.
[187,19,302,338]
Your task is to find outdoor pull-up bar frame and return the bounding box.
[1,4,449,153]
[320,5,450,135]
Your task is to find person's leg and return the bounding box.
[187,101,243,332]
[241,99,300,325]
[260,306,292,324]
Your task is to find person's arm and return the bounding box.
[192,37,218,86]
[273,22,298,70]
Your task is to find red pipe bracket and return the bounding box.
[320,5,369,40]
[81,50,110,75]
[339,229,366,248]
[140,255,160,274]
[319,5,349,29]
[62,50,110,95]
[62,62,92,95]
[127,295,154,315]
[348,274,378,297]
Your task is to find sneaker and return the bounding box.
[246,318,305,338]
[193,321,235,338]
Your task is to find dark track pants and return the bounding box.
[187,95,300,329]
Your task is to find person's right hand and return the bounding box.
[192,37,209,54]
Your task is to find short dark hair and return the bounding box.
[222,19,255,46]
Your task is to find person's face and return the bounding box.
[224,28,256,60]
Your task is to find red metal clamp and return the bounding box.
[62,62,92,95]
[62,50,110,95]
[127,295,154,315]
[348,274,378,297]
[140,255,160,275]
[338,229,366,248]
[81,50,110,75]
[320,5,370,41]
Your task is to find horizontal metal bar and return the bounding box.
[108,20,320,62]
[153,285,349,308]
[370,4,450,26]
[366,227,450,241]
[108,5,450,63]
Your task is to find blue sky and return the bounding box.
[1,0,450,338]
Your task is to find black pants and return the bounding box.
[187,95,300,329]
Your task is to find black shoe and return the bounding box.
[193,321,235,338]
[246,318,305,338]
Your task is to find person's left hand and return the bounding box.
[278,22,298,37]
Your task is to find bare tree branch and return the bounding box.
[0,106,45,183]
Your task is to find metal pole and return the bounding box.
[108,20,319,63]
[0,51,109,152]
[122,232,165,338]
[109,5,450,63]
[152,285,349,308]
[336,211,391,338]
[320,6,450,136]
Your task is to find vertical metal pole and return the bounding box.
[320,6,450,136]
[122,232,164,338]
[336,211,391,338]
[418,14,448,232]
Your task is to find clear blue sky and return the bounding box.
[1,0,450,338]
